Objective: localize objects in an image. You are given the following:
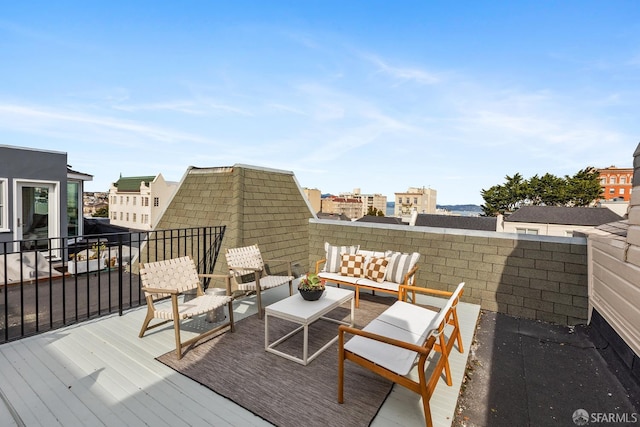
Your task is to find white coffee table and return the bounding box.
[264,286,355,365]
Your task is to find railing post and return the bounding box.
[118,234,124,316]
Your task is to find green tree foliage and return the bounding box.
[366,206,385,216]
[567,168,604,207]
[93,207,109,218]
[481,168,603,216]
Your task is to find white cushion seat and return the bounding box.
[344,301,438,375]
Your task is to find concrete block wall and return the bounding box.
[309,219,588,325]
[156,165,314,277]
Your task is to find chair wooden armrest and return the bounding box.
[228,266,262,272]
[400,264,420,285]
[315,258,327,274]
[399,284,454,301]
[141,286,179,295]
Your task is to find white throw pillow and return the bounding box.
[385,252,420,283]
[324,242,359,273]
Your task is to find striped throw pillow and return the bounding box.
[324,242,359,273]
[340,254,366,278]
[364,257,388,283]
[385,252,420,284]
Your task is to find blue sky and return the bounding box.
[1,1,638,205]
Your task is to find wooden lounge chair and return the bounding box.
[138,256,235,359]
[338,282,465,427]
[225,244,293,319]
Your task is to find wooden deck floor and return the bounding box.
[0,285,480,427]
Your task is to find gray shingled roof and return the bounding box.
[316,212,352,221]
[414,214,497,231]
[113,176,156,191]
[356,215,405,225]
[504,206,623,226]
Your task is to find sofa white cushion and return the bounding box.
[355,278,400,292]
[317,271,360,285]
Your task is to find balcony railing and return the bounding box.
[1,225,225,344]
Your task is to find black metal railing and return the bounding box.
[0,225,225,344]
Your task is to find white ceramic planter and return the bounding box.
[68,258,106,275]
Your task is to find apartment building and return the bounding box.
[108,174,177,230]
[394,186,437,218]
[320,196,362,220]
[598,166,633,201]
[302,188,321,214]
[339,188,387,218]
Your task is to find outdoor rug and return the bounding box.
[157,293,396,427]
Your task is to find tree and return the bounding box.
[480,173,527,216]
[366,206,385,217]
[480,167,603,216]
[93,207,109,218]
[566,168,603,206]
[526,173,568,206]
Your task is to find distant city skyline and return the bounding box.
[1,1,637,204]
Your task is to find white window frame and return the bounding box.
[516,227,539,235]
[12,179,60,254]
[0,178,8,232]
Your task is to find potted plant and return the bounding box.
[298,273,326,301]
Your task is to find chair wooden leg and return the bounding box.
[439,334,452,386]
[418,357,434,427]
[337,330,345,403]
[255,286,263,319]
[173,317,183,359]
[421,394,433,427]
[451,309,464,353]
[227,300,235,332]
[171,294,183,359]
[138,313,153,338]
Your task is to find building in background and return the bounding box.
[598,166,633,201]
[394,186,437,219]
[83,192,109,217]
[320,195,362,220]
[0,145,92,251]
[302,188,321,214]
[108,174,178,230]
[339,188,387,218]
[498,205,622,237]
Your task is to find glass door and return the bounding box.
[16,181,59,252]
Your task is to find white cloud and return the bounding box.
[0,103,216,145]
[363,54,441,85]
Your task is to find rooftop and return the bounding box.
[0,284,481,427]
[504,205,623,226]
[2,280,637,426]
